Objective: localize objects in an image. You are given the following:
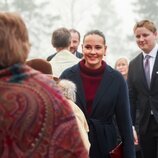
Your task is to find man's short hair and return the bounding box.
[51,27,71,48]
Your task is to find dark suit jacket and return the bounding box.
[46,53,57,61]
[60,63,135,158]
[76,51,83,59]
[128,52,158,135]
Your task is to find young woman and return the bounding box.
[60,30,136,158]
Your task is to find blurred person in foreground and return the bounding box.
[128,19,158,158]
[69,29,83,59]
[49,27,80,78]
[60,30,136,158]
[57,79,90,151]
[26,58,53,74]
[0,12,88,158]
[26,58,91,152]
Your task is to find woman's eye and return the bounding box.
[85,46,91,49]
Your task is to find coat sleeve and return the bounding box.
[115,76,136,158]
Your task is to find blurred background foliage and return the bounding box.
[0,0,158,66]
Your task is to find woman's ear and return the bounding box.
[154,31,158,38]
[81,44,83,51]
[82,44,85,58]
[104,45,107,56]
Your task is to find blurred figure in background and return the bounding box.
[115,57,129,80]
[0,12,88,158]
[69,28,83,59]
[49,27,80,78]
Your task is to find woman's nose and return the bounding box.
[90,48,96,54]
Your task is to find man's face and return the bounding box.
[134,27,157,53]
[69,32,80,54]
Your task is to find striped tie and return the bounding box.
[144,55,151,88]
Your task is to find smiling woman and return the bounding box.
[82,30,107,69]
[60,29,136,158]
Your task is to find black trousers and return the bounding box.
[140,115,158,158]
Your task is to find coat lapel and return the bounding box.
[71,66,87,110]
[92,65,114,114]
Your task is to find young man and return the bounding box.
[128,20,158,158]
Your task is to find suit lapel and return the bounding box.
[150,51,158,89]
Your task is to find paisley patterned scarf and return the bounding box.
[0,64,88,158]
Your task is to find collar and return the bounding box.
[143,44,158,59]
[79,59,106,76]
[74,51,77,56]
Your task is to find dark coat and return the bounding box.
[60,63,135,158]
[128,52,158,135]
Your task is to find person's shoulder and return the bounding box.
[60,63,79,78]
[106,64,125,80]
[56,50,80,61]
[106,64,120,75]
[46,53,57,61]
[76,51,83,58]
[64,63,78,73]
[129,53,142,65]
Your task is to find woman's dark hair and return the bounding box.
[83,30,106,44]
